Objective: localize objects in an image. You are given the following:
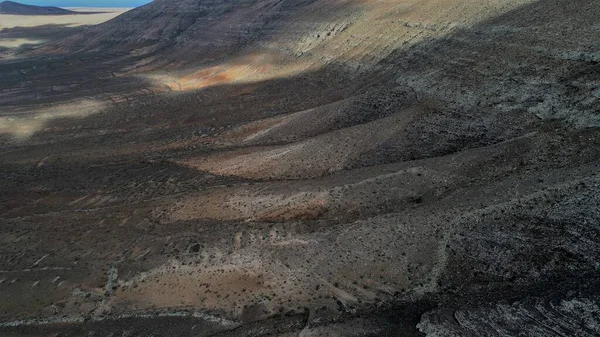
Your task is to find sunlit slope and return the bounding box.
[49,0,532,72]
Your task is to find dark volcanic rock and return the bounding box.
[1,0,599,336]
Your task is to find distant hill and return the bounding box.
[0,1,92,15]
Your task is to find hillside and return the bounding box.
[0,0,599,336]
[0,1,92,15]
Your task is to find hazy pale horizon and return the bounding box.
[4,0,151,7]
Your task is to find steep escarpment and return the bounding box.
[1,0,599,336]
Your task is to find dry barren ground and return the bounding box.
[0,8,126,29]
[0,8,127,54]
[1,0,599,336]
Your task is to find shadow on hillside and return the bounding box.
[2,0,598,149]
[0,24,89,55]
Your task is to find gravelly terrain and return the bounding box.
[1,0,599,336]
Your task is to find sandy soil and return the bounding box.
[0,8,128,56]
[0,8,128,29]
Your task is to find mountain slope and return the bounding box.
[0,0,599,336]
[0,1,77,15]
[48,0,534,69]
